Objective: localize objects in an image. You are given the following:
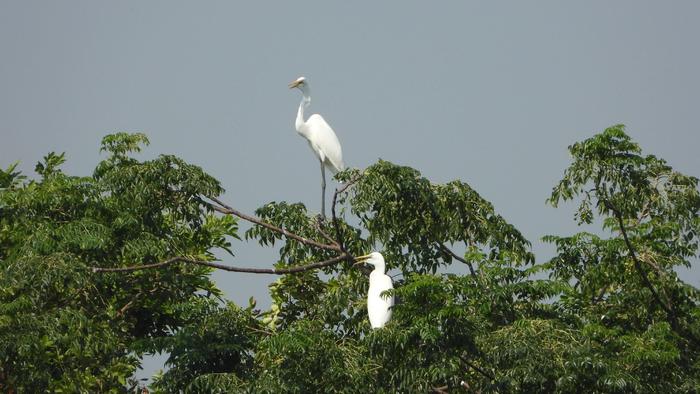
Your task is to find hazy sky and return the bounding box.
[2,1,699,381]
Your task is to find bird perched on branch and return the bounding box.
[289,76,345,220]
[355,252,394,329]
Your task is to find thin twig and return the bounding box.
[596,174,700,346]
[592,284,610,305]
[439,244,476,275]
[117,291,143,317]
[207,196,341,252]
[91,254,350,275]
[604,201,674,316]
[246,325,274,336]
[331,175,361,252]
[314,220,340,248]
[459,355,494,381]
[603,199,699,346]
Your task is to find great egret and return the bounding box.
[355,252,394,329]
[289,76,345,219]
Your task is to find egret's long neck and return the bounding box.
[295,88,311,133]
[372,261,386,275]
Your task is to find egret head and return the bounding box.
[288,76,307,90]
[354,252,386,272]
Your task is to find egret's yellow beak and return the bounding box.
[288,80,302,89]
[353,254,371,266]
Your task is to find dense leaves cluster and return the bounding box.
[0,134,236,391]
[1,125,698,392]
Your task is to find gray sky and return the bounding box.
[2,0,699,381]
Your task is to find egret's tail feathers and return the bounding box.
[327,159,345,174]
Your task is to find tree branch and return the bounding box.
[91,197,358,276]
[91,254,350,275]
[117,290,143,317]
[207,196,341,252]
[331,175,361,252]
[604,201,674,317]
[600,194,700,346]
[592,284,610,305]
[314,221,340,247]
[459,354,494,381]
[439,244,476,275]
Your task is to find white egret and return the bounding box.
[289,76,345,219]
[355,252,394,329]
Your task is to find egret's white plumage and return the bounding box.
[289,76,344,218]
[356,252,394,329]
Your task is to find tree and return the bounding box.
[0,134,236,391]
[1,125,698,392]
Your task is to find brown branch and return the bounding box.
[117,291,143,317]
[207,196,341,252]
[314,220,340,248]
[91,254,350,275]
[439,244,476,275]
[91,197,358,276]
[335,175,362,200]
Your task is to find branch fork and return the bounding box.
[92,179,361,275]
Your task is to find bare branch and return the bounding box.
[439,244,476,275]
[90,197,357,276]
[314,219,340,248]
[335,175,362,196]
[459,355,494,381]
[207,196,341,252]
[117,291,143,317]
[92,256,184,272]
[91,254,350,275]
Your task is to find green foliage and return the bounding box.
[0,133,235,392]
[540,124,700,391]
[99,132,150,159]
[151,300,260,393]
[341,161,533,273]
[2,125,698,392]
[155,158,563,392]
[547,125,700,335]
[0,162,25,189]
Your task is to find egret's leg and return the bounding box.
[320,160,326,220]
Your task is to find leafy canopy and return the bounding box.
[1,125,698,393]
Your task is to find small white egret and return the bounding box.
[289,76,345,219]
[355,252,394,329]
